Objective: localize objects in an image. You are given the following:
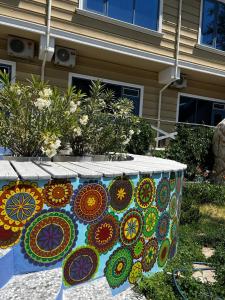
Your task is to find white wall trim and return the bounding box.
[79,0,164,34]
[176,92,225,122]
[0,59,16,83]
[68,72,144,117]
[198,0,204,44]
[2,16,225,79]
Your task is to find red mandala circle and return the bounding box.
[120,209,143,246]
[0,226,21,249]
[72,183,108,224]
[44,180,73,208]
[87,214,119,254]
[141,238,158,272]
[109,178,133,212]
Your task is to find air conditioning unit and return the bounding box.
[170,76,187,89]
[54,46,76,67]
[8,36,34,59]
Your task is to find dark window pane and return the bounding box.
[135,0,159,30]
[179,97,197,123]
[202,0,217,47]
[72,77,91,95]
[85,0,105,14]
[196,99,212,125]
[108,0,134,23]
[122,86,140,115]
[216,2,225,51]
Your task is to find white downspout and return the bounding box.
[41,0,52,81]
[156,0,183,148]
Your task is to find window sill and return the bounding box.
[196,43,225,57]
[76,8,164,38]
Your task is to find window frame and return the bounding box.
[79,0,164,34]
[176,92,225,126]
[68,72,144,117]
[0,59,16,84]
[198,0,225,51]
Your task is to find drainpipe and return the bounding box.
[41,0,52,81]
[156,0,183,148]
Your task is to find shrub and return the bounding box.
[183,182,225,206]
[127,118,154,155]
[0,72,82,157]
[166,124,215,180]
[70,81,139,156]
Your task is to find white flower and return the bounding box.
[73,127,82,137]
[79,115,89,126]
[41,135,61,158]
[39,88,52,98]
[137,129,141,135]
[69,101,78,113]
[16,88,21,96]
[129,129,134,136]
[77,101,81,106]
[122,138,131,145]
[34,97,51,110]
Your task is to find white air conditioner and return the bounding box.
[8,36,34,59]
[54,46,76,67]
[170,77,187,89]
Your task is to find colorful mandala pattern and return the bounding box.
[22,210,78,266]
[104,247,133,289]
[141,238,158,272]
[128,262,142,284]
[109,177,133,212]
[176,172,182,195]
[132,237,145,259]
[120,209,143,246]
[156,212,170,241]
[43,180,73,208]
[136,178,155,209]
[177,196,182,220]
[170,172,176,191]
[158,238,170,268]
[156,178,170,212]
[0,181,44,232]
[0,226,22,249]
[63,246,99,286]
[169,193,177,219]
[143,206,159,238]
[169,238,177,259]
[86,213,119,254]
[170,217,178,240]
[72,183,109,224]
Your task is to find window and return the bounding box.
[178,95,225,126]
[71,75,142,116]
[0,60,15,89]
[84,0,160,31]
[0,64,12,89]
[201,0,225,51]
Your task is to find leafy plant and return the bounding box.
[70,80,139,156]
[166,124,215,180]
[0,72,83,157]
[126,118,154,155]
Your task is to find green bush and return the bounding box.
[166,124,215,180]
[127,118,154,155]
[183,182,225,206]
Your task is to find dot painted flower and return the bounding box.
[43,180,73,208]
[141,238,158,272]
[0,181,44,232]
[132,237,145,259]
[158,238,170,268]
[63,246,99,286]
[156,178,170,212]
[136,178,156,209]
[156,212,170,241]
[0,226,22,249]
[128,262,142,284]
[169,193,177,219]
[120,209,143,246]
[104,247,133,289]
[143,206,159,238]
[86,213,119,254]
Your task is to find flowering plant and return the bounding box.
[70,80,139,155]
[0,72,83,157]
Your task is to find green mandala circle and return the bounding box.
[158,238,170,268]
[143,206,159,238]
[104,247,133,289]
[156,178,170,212]
[132,237,145,259]
[170,217,178,240]
[169,193,177,219]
